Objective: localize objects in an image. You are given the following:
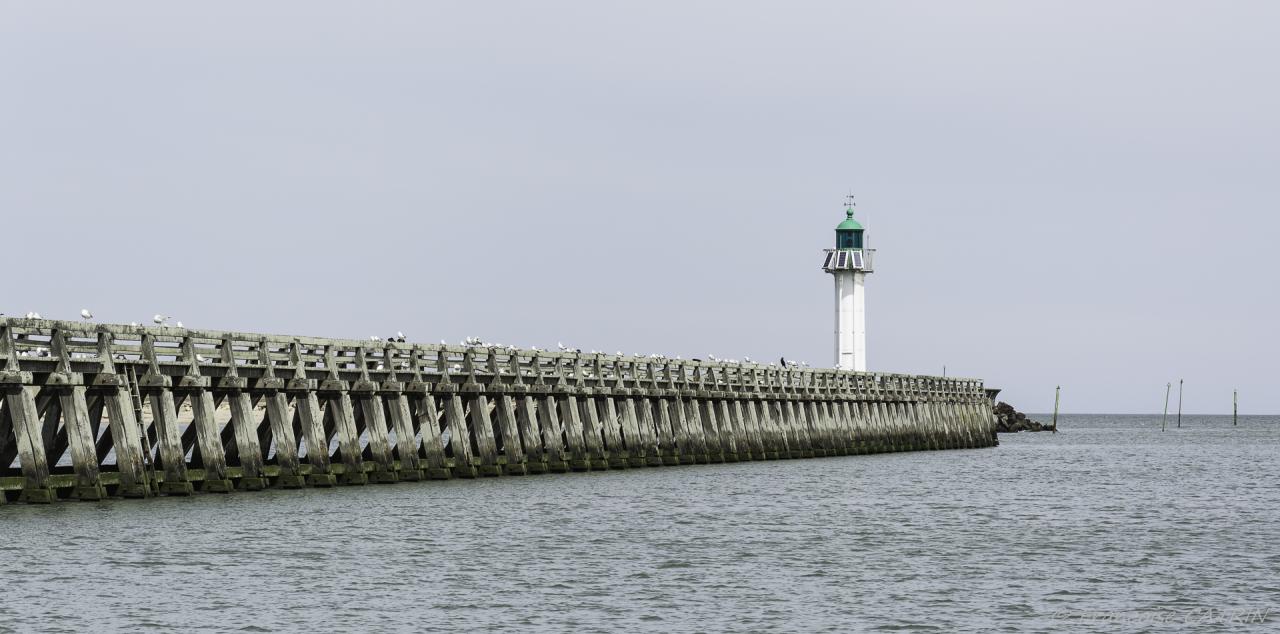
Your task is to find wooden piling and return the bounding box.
[1176,379,1183,429]
[1162,383,1171,433]
[1052,386,1060,434]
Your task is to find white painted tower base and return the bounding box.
[833,270,867,371]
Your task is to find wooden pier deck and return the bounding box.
[0,318,998,504]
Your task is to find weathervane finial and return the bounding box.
[844,192,856,217]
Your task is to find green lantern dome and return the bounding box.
[836,208,863,231]
[834,206,865,250]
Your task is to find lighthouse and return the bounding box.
[821,198,875,371]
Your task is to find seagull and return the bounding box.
[396,331,405,340]
[370,336,381,342]
[708,354,717,361]
[744,356,752,363]
[153,314,166,324]
[175,321,183,328]
[440,339,447,345]
[558,342,567,351]
[196,355,207,363]
[80,309,93,320]
[129,321,138,327]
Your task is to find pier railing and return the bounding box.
[0,318,997,504]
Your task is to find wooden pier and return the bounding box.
[0,318,998,504]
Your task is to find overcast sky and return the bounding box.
[2,2,1276,414]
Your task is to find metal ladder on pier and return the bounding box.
[124,364,157,496]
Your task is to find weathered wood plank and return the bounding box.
[412,394,450,478]
[228,392,266,489]
[441,393,477,478]
[558,394,589,471]
[4,386,51,502]
[104,389,150,497]
[357,395,397,482]
[386,393,421,477]
[513,394,543,470]
[188,389,231,491]
[492,393,525,475]
[265,391,302,486]
[59,386,104,499]
[598,396,629,468]
[330,392,367,484]
[576,396,608,469]
[147,388,192,495]
[536,395,568,472]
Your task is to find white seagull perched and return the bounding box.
[370,336,381,342]
[558,342,568,351]
[175,321,183,328]
[80,309,93,320]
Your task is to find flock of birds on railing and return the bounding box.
[4,309,821,370]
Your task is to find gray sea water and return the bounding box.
[2,414,1277,633]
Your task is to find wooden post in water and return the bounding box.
[1176,379,1183,428]
[1052,386,1060,434]
[1161,383,1170,432]
[1233,390,1238,426]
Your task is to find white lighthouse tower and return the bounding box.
[822,197,875,371]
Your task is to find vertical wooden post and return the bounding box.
[229,392,266,489]
[104,387,150,498]
[266,391,304,487]
[1162,382,1171,432]
[441,392,477,478]
[1052,386,1060,434]
[358,395,398,483]
[655,394,682,465]
[1233,390,1238,426]
[513,391,544,473]
[1176,379,1183,429]
[61,386,105,500]
[387,392,423,480]
[493,392,526,475]
[415,393,452,479]
[6,385,54,503]
[537,393,569,472]
[334,391,369,483]
[190,389,232,491]
[148,388,193,495]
